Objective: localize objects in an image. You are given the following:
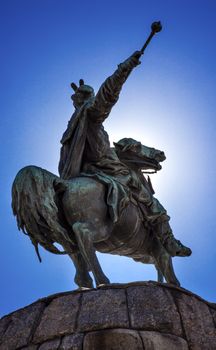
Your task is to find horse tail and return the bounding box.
[12,165,77,261]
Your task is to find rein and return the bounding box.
[142,170,157,174]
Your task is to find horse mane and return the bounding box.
[12,166,76,261]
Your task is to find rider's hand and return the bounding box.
[119,50,142,72]
[131,51,142,66]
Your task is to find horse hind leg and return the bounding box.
[72,222,110,287]
[69,252,94,289]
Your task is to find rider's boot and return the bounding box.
[152,216,192,257]
[163,231,192,257]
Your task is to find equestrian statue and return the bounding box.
[12,22,191,288]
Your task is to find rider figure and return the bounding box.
[59,50,191,258]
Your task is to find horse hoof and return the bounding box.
[174,280,181,287]
[77,287,92,291]
[169,279,181,287]
[97,280,110,287]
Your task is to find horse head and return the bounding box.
[113,138,166,172]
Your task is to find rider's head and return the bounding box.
[71,79,95,108]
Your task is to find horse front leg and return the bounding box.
[151,236,180,286]
[72,222,110,287]
[156,266,164,283]
[68,252,94,289]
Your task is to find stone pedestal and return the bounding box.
[1,282,216,349]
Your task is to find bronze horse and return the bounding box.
[12,139,181,288]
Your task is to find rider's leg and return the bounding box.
[148,198,192,257]
[154,215,192,257]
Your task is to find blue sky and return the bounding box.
[1,0,216,317]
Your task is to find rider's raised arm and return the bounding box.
[87,51,142,123]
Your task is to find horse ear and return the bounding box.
[71,82,78,91]
[79,79,84,86]
[113,142,122,151]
